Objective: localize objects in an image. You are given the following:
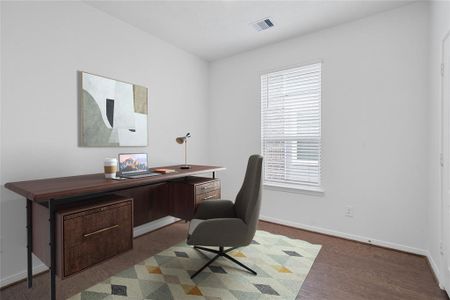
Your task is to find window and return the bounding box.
[261,62,322,190]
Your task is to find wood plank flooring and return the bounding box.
[0,220,448,299]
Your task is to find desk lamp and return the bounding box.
[176,132,191,169]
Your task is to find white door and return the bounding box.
[443,33,450,292]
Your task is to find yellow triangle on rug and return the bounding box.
[182,284,203,296]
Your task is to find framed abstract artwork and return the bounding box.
[80,72,148,147]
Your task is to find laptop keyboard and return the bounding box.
[121,172,160,179]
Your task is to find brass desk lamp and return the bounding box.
[176,132,191,169]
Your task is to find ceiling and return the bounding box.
[85,0,412,61]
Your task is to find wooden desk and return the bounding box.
[4,165,224,300]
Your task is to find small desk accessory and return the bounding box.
[153,168,176,174]
[104,158,118,179]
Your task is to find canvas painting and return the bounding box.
[80,72,148,147]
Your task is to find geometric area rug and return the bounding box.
[67,230,321,300]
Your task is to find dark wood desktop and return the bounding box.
[4,164,225,300]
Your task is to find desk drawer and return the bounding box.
[195,180,220,195]
[196,189,221,203]
[60,196,133,277]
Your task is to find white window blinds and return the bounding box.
[261,63,322,188]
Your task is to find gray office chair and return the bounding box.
[186,154,263,279]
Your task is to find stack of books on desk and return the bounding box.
[153,168,176,174]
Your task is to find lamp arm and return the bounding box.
[185,140,188,166]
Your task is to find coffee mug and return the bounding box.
[104,158,117,179]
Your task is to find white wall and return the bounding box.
[0,0,441,290]
[209,3,430,253]
[0,1,209,285]
[428,0,450,287]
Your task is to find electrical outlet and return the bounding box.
[345,206,353,217]
[440,242,445,255]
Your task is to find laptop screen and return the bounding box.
[118,153,148,174]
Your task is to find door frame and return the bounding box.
[440,30,450,292]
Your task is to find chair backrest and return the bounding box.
[234,155,263,234]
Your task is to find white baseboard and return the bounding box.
[0,216,180,289]
[133,216,180,238]
[0,263,48,289]
[260,215,445,290]
[425,251,443,289]
[259,215,428,256]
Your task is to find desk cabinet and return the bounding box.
[33,195,133,279]
[169,177,221,221]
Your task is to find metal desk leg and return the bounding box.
[26,199,32,288]
[48,199,56,300]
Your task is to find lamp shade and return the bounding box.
[176,133,191,144]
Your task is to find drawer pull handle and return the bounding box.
[83,224,119,238]
[203,195,214,200]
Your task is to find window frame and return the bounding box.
[260,61,323,194]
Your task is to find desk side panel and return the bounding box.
[32,202,51,268]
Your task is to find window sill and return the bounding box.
[263,183,324,196]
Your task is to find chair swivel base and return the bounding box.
[191,246,257,279]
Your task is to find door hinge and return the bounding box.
[441,153,444,167]
[442,63,445,77]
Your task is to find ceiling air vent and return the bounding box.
[251,18,274,32]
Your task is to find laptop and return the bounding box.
[118,153,160,179]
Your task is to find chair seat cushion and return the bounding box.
[186,217,251,247]
[188,219,204,235]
